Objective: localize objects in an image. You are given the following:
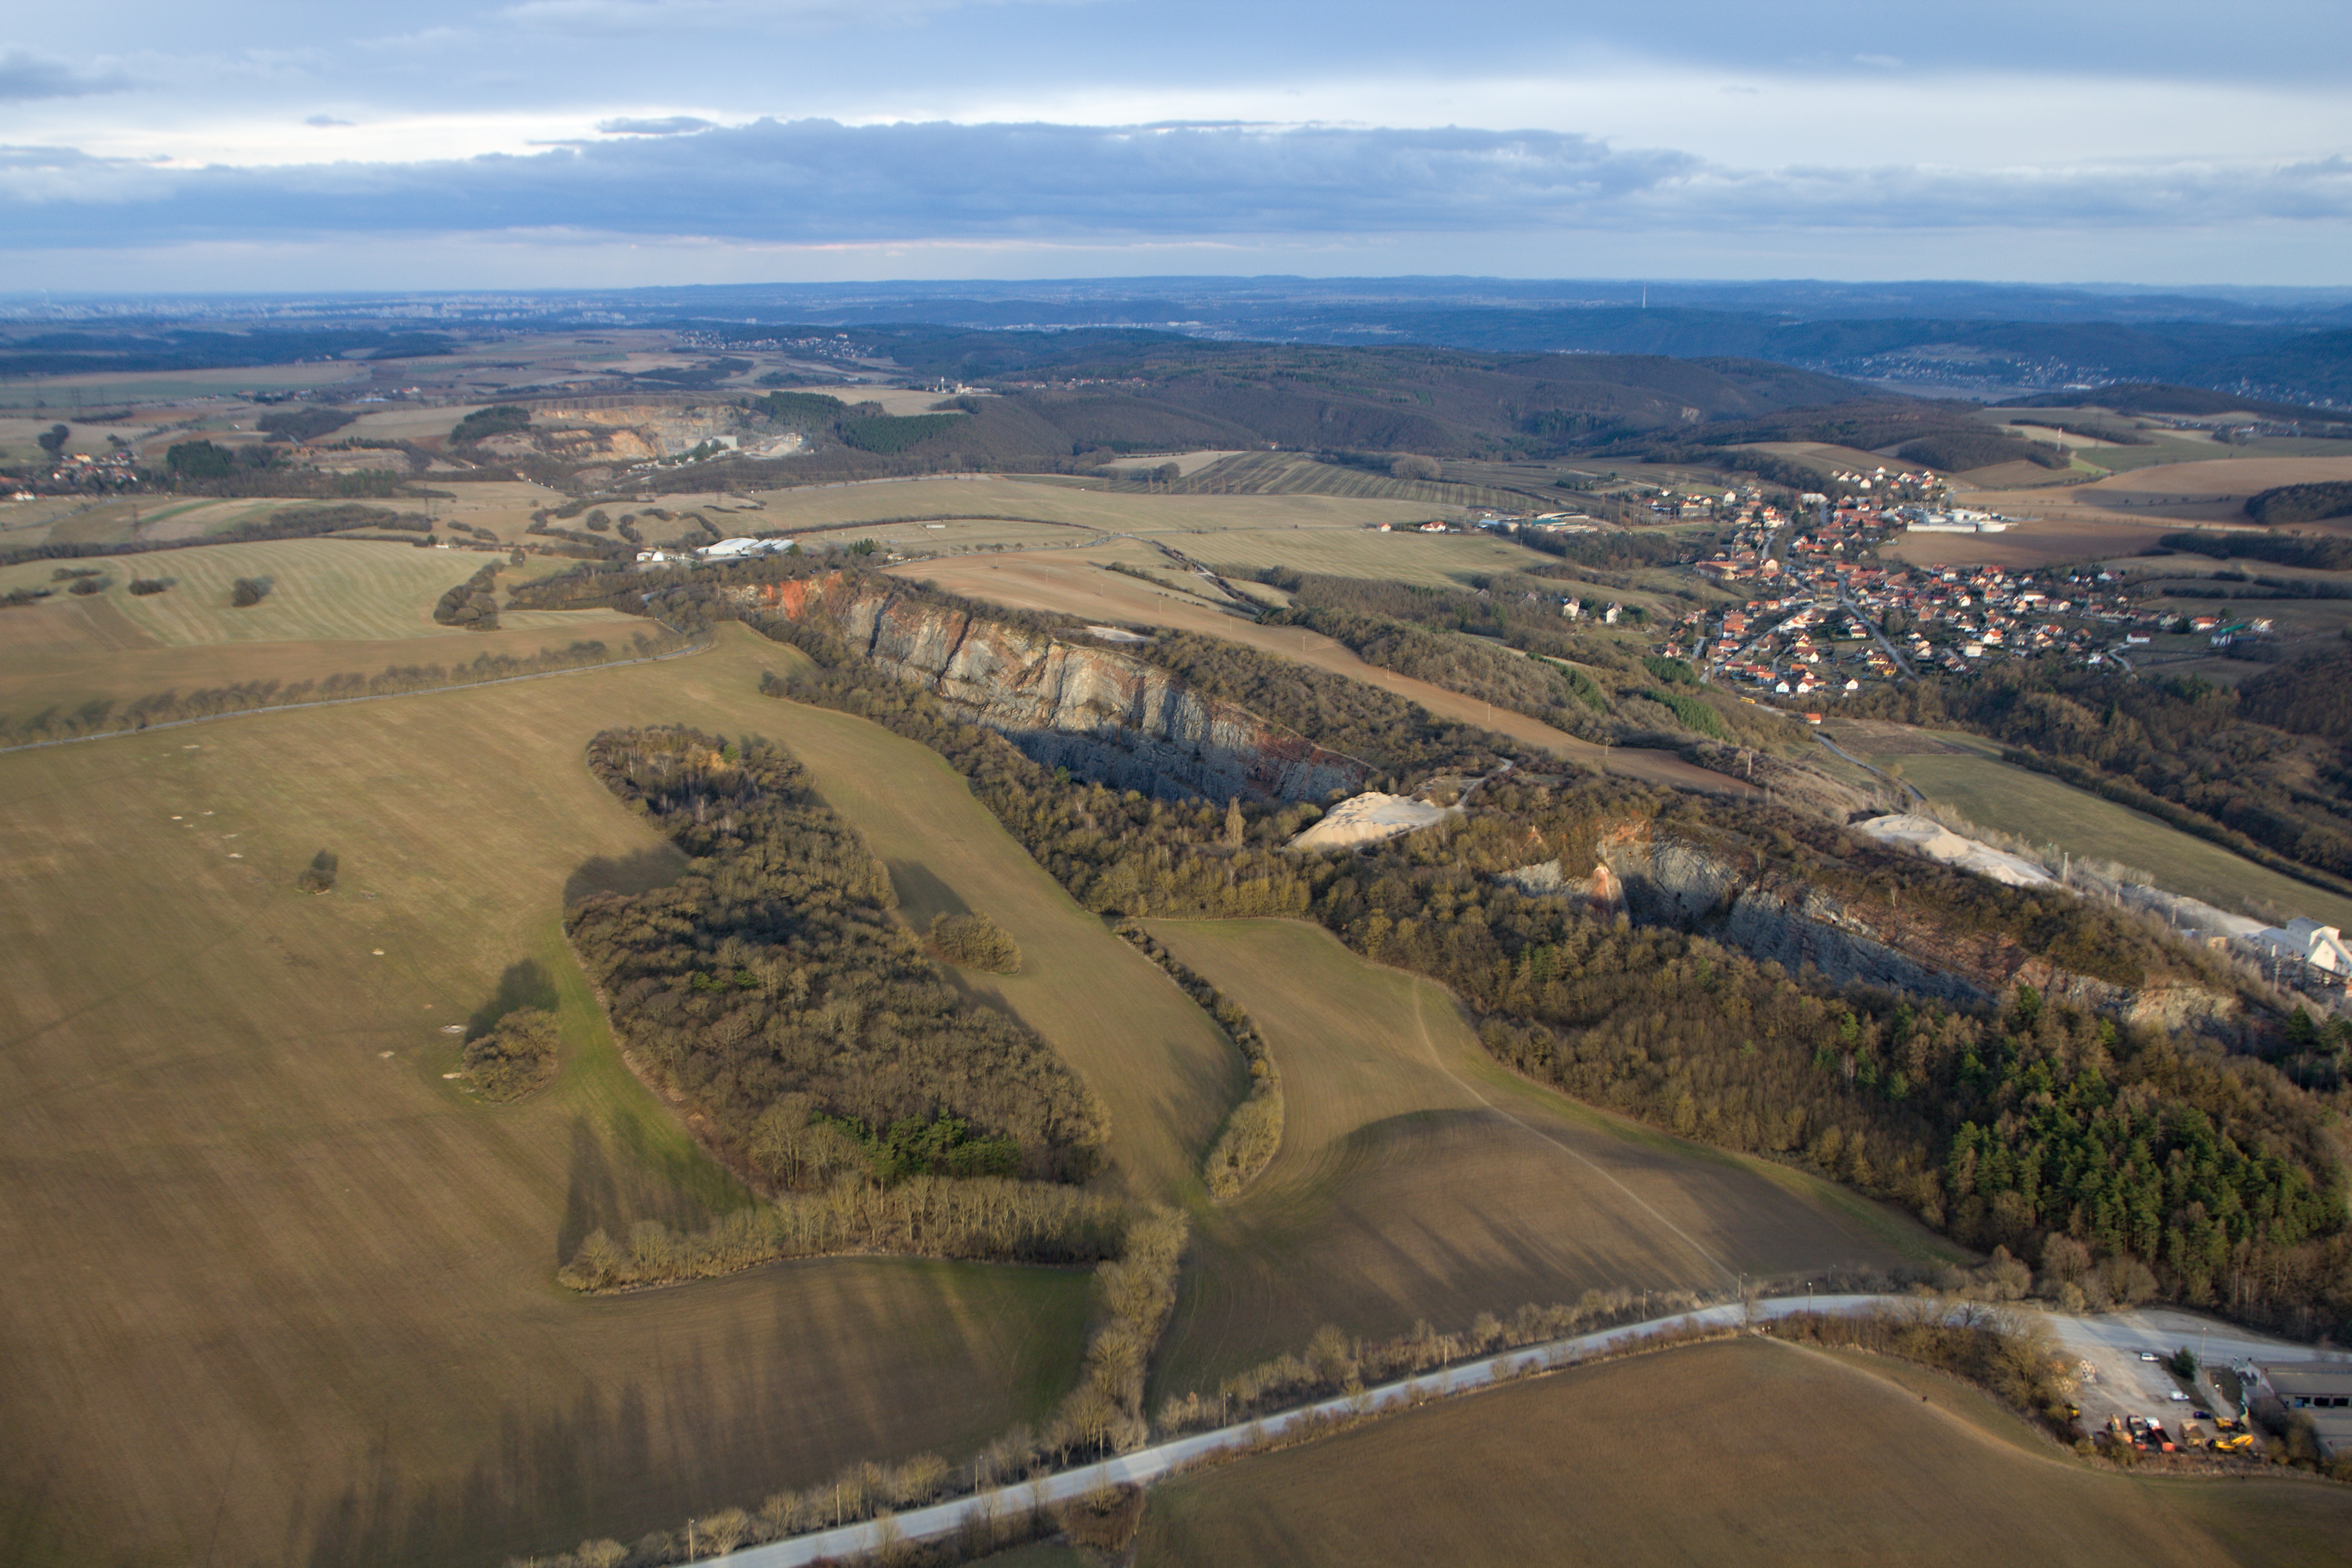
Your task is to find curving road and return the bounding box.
[717,1294,2336,1566]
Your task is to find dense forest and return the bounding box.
[568,727,1107,1190]
[2244,481,2352,528]
[2161,527,2352,571]
[1892,429,2071,472]
[551,333,1888,495]
[759,648,2352,1336]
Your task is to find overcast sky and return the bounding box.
[4,0,2349,292]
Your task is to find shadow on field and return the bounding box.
[564,843,686,906]
[885,858,969,927]
[465,958,560,1041]
[556,1118,724,1268]
[300,1291,835,1568]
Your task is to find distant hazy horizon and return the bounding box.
[3,0,2347,290]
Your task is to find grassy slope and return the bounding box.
[1143,921,1946,1396]
[1853,730,2352,929]
[0,628,1137,1568]
[1134,1336,2352,1568]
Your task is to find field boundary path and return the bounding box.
[718,1294,2333,1566]
[0,632,710,755]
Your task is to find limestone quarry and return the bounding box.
[1852,813,2054,888]
[735,573,1367,802]
[1289,792,1452,851]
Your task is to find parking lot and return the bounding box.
[2036,1304,2323,1450]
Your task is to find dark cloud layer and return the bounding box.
[0,49,129,102]
[2,118,2347,250]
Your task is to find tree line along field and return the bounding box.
[0,614,647,743]
[0,630,1138,1568]
[1141,920,1946,1396]
[0,533,639,740]
[1132,1335,2352,1568]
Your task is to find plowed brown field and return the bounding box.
[1136,1336,2352,1568]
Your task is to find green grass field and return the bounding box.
[1133,1336,2352,1568]
[1838,726,2352,928]
[0,629,1136,1568]
[1173,450,1525,510]
[0,536,499,646]
[740,476,1440,537]
[1142,921,1944,1396]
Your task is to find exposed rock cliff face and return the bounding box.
[1592,828,2236,1028]
[737,575,1367,802]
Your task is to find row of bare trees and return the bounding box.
[0,634,678,745]
[1117,924,1284,1199]
[557,1176,1128,1290]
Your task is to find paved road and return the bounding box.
[720,1294,2336,1566]
[1838,589,1919,681]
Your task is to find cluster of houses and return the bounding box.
[1828,466,1943,496]
[17,449,141,495]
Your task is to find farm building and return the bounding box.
[698,537,795,560]
[2246,1362,2352,1459]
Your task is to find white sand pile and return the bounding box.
[1291,792,1451,851]
[1853,813,2054,887]
[1083,625,1152,643]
